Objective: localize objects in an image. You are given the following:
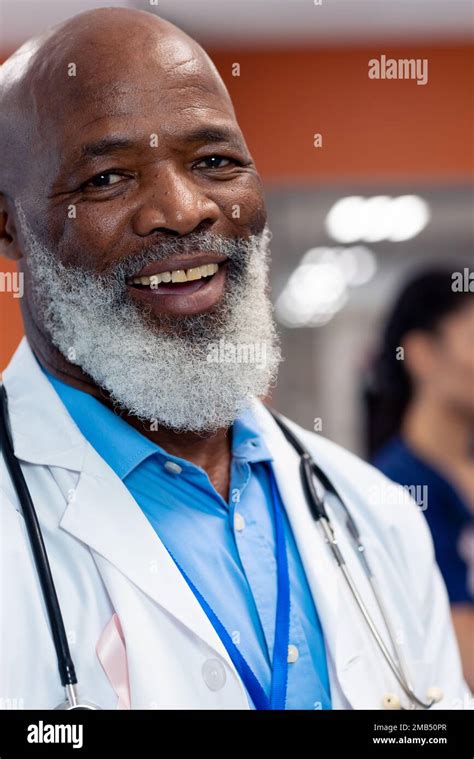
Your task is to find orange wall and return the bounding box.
[1,41,473,367]
[208,42,473,183]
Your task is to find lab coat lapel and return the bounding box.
[58,444,241,666]
[2,338,240,668]
[2,338,88,470]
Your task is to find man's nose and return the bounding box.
[132,165,221,237]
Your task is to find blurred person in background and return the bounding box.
[368,268,474,690]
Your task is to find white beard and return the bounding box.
[17,208,281,433]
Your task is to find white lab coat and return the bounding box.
[0,338,471,710]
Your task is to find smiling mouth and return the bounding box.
[127,262,221,293]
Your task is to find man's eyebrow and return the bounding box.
[70,126,244,172]
[178,126,242,145]
[77,137,136,162]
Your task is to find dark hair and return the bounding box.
[364,266,474,458]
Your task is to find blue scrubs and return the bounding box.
[373,436,474,604]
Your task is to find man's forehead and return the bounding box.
[34,39,234,150]
[0,8,236,191]
[46,86,238,168]
[37,36,227,113]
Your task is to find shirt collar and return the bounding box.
[231,406,273,464]
[43,368,272,480]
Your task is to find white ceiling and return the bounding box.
[1,0,473,49]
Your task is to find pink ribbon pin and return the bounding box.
[96,613,131,709]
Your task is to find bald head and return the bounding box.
[0,8,275,433]
[0,7,234,196]
[0,4,266,381]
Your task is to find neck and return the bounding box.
[402,394,473,464]
[23,309,233,499]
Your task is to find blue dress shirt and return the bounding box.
[44,369,331,709]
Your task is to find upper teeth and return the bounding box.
[129,263,220,287]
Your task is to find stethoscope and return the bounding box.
[0,381,443,711]
[0,383,100,710]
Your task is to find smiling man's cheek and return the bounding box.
[48,171,266,276]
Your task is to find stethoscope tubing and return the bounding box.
[0,384,78,689]
[268,408,435,710]
[320,519,432,708]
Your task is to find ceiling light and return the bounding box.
[325,194,430,243]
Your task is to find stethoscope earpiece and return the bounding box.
[383,685,443,711]
[382,693,402,710]
[426,686,443,705]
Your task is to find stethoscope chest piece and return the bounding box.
[55,700,102,711]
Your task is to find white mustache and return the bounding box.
[107,233,250,284]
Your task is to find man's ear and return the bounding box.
[0,194,23,261]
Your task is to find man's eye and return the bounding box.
[84,172,124,188]
[195,156,235,170]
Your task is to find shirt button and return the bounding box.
[164,461,182,474]
[287,644,299,663]
[202,659,227,691]
[234,512,246,531]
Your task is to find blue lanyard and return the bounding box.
[169,471,290,710]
